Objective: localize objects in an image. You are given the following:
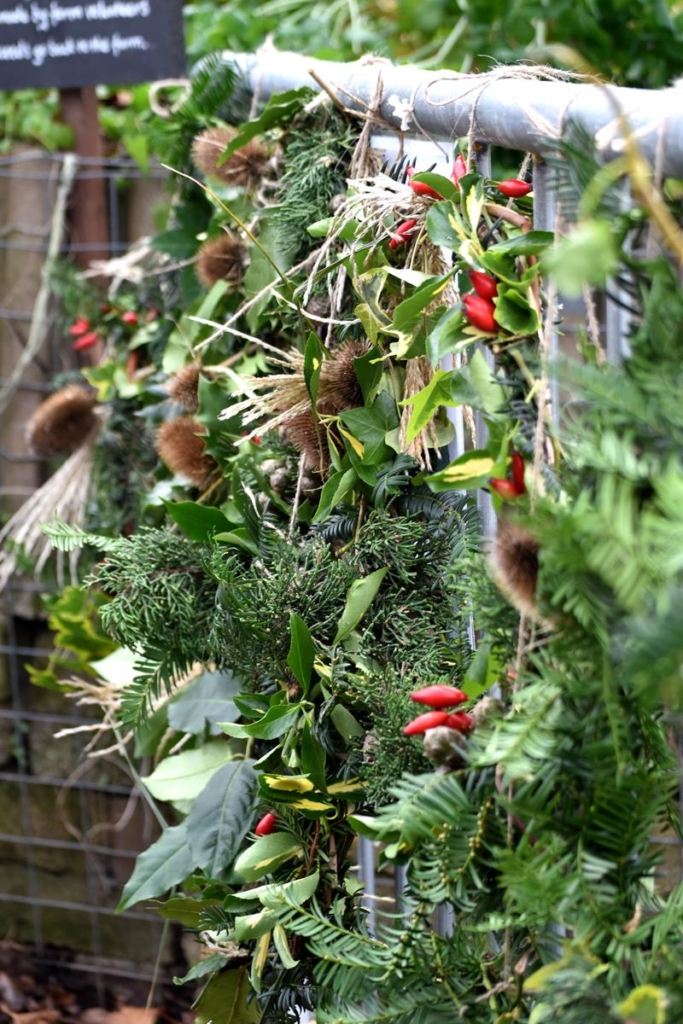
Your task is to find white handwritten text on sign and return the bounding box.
[0,1,185,89]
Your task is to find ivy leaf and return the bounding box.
[339,392,399,465]
[402,369,455,445]
[163,500,230,543]
[194,968,261,1024]
[234,833,304,883]
[186,760,258,877]
[117,824,193,912]
[287,613,315,693]
[467,348,506,415]
[168,670,242,735]
[334,567,389,643]
[353,344,383,402]
[391,269,455,333]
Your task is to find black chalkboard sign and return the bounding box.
[0,0,185,90]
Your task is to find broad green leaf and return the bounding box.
[117,824,192,911]
[426,450,496,492]
[468,348,506,415]
[426,200,467,249]
[213,529,260,555]
[186,760,258,877]
[409,171,458,201]
[330,703,365,739]
[194,967,261,1024]
[287,613,315,693]
[220,703,302,740]
[301,722,326,791]
[273,925,299,968]
[162,281,228,373]
[487,230,554,256]
[353,344,383,402]
[312,467,358,524]
[234,832,304,882]
[402,369,454,444]
[142,741,234,803]
[391,269,455,333]
[464,643,505,700]
[617,985,667,1024]
[220,87,312,160]
[234,908,278,941]
[153,895,222,927]
[162,500,230,543]
[231,871,320,912]
[262,774,315,793]
[426,306,468,364]
[541,219,619,296]
[494,287,541,336]
[339,392,399,465]
[304,331,324,407]
[251,931,271,994]
[334,568,389,643]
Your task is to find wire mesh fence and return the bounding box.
[0,149,173,998]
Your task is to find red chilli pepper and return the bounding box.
[122,311,138,326]
[72,330,100,352]
[510,451,526,495]
[406,169,443,200]
[411,685,467,709]
[489,477,523,501]
[403,710,449,736]
[69,317,91,337]
[255,811,278,837]
[462,293,497,333]
[444,712,474,733]
[389,217,419,249]
[451,153,467,187]
[497,178,532,198]
[468,271,498,301]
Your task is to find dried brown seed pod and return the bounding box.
[168,365,201,413]
[280,410,328,473]
[191,127,269,190]
[320,339,370,414]
[195,232,248,290]
[491,517,540,619]
[156,417,216,488]
[25,384,99,458]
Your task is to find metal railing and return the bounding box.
[219,46,683,925]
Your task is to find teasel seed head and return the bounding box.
[156,417,216,488]
[319,339,370,414]
[25,384,99,457]
[280,410,329,474]
[195,231,248,290]
[490,517,540,619]
[168,365,201,413]
[191,126,269,190]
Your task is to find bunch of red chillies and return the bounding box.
[403,685,473,736]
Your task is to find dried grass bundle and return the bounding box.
[156,417,216,488]
[168,364,201,413]
[192,127,269,190]
[196,232,248,290]
[26,384,98,458]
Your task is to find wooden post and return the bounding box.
[58,86,109,269]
